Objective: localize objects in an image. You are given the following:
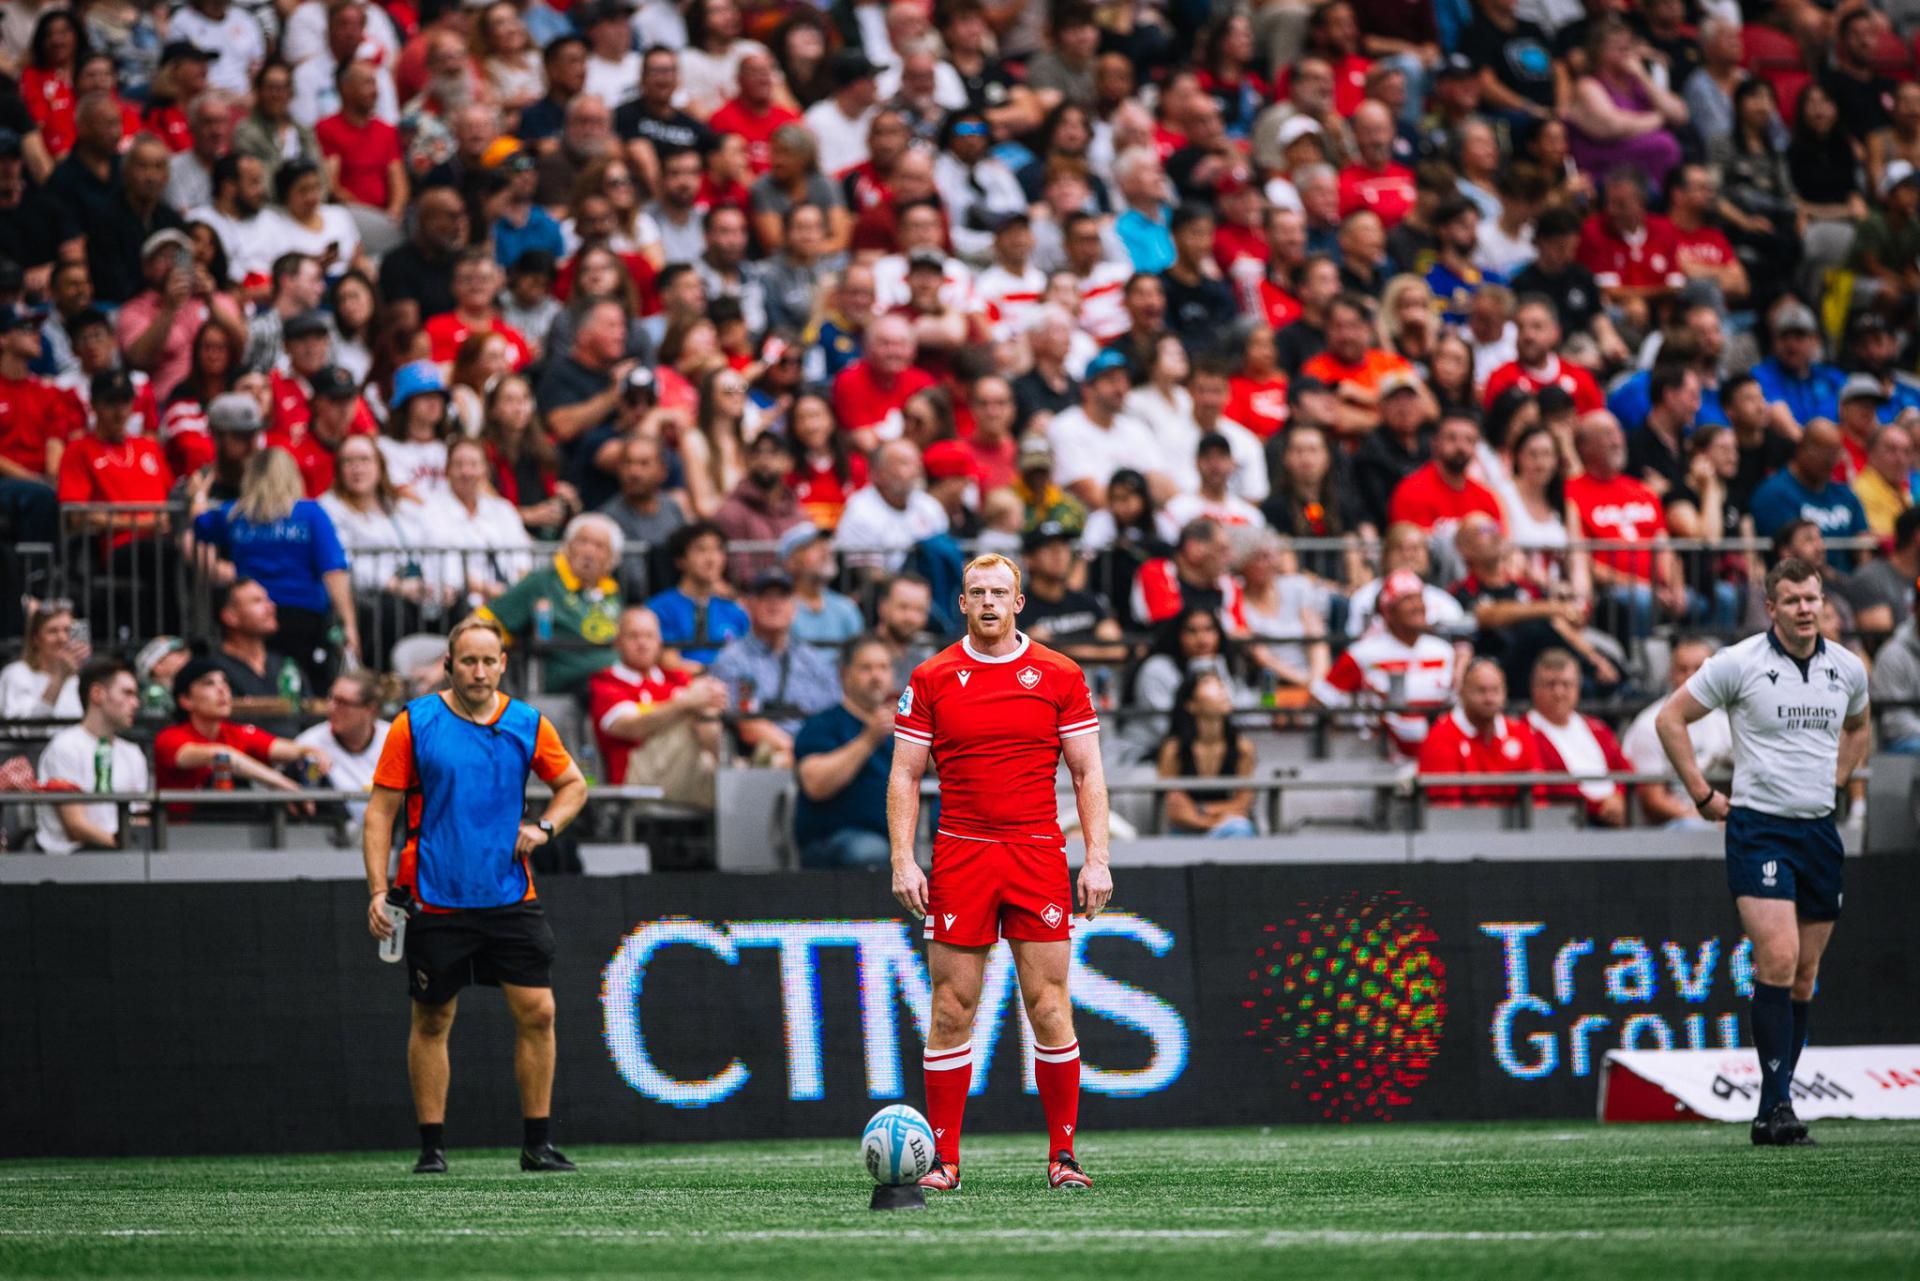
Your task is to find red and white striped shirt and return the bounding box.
[1311,629,1457,756]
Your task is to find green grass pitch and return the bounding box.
[3,1123,1918,1280]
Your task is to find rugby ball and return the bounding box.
[861,1105,936,1186]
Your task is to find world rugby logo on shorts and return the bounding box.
[1018,666,1041,689]
[1043,904,1063,927]
[1762,860,1778,887]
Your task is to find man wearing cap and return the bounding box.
[1048,346,1175,508]
[153,659,328,820]
[708,568,842,765]
[1009,436,1087,533]
[181,391,263,504]
[0,302,81,525]
[1852,160,1920,317]
[316,62,407,245]
[1017,521,1127,663]
[1752,301,1847,432]
[170,0,266,97]
[1833,373,1893,485]
[115,225,244,400]
[713,430,808,582]
[56,367,173,514]
[1841,309,1920,423]
[803,50,883,177]
[267,308,351,436]
[887,249,976,382]
[1165,433,1264,529]
[1314,567,1460,758]
[783,523,863,650]
[269,366,368,497]
[142,42,215,152]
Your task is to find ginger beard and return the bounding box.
[958,564,1024,649]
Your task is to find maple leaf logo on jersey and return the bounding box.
[1042,904,1063,927]
[1017,666,1041,689]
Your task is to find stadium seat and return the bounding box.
[1741,23,1804,72]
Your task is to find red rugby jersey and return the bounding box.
[893,634,1098,846]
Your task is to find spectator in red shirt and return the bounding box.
[1577,169,1685,332]
[57,368,174,510]
[0,302,80,542]
[831,312,935,453]
[1482,296,1605,414]
[1418,656,1541,806]
[1524,647,1633,826]
[152,656,327,818]
[708,51,800,176]
[1337,100,1414,226]
[586,604,727,800]
[142,41,213,152]
[1276,2,1373,118]
[1387,408,1504,533]
[1666,162,1749,308]
[316,62,408,242]
[268,365,366,496]
[1565,412,1689,637]
[267,309,337,434]
[423,247,532,368]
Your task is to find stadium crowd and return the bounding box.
[5,0,1920,860]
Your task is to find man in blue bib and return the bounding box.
[365,616,588,1175]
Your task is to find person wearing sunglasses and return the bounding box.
[294,669,392,822]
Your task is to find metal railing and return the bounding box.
[0,782,667,853]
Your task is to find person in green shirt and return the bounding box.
[1850,167,1920,317]
[478,514,625,695]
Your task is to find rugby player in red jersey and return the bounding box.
[888,553,1114,1191]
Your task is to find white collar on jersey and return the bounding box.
[961,632,1031,664]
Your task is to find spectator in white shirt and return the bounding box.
[803,50,882,176]
[1,602,88,721]
[190,154,276,288]
[35,658,149,853]
[290,2,399,128]
[1048,346,1177,509]
[295,670,390,821]
[1622,636,1735,825]
[428,436,536,601]
[835,439,948,573]
[170,0,267,96]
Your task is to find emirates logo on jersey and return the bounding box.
[1017,666,1041,689]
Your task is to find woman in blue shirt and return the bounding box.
[193,444,360,689]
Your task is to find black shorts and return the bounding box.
[1724,806,1844,921]
[404,902,555,1006]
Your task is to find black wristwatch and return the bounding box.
[1692,787,1716,807]
[536,819,555,838]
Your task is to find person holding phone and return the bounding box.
[114,228,248,402]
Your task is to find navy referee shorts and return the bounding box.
[1724,805,1844,920]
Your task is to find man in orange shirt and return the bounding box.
[1418,657,1541,806]
[1301,293,1425,437]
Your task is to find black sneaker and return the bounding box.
[1775,1103,1816,1146]
[520,1144,577,1172]
[413,1149,448,1174]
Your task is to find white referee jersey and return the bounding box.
[1683,630,1868,819]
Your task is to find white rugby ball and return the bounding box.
[861,1105,936,1186]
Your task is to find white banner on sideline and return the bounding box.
[1601,1046,1920,1122]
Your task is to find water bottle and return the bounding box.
[534,598,554,644]
[211,750,235,791]
[277,658,302,704]
[142,680,169,716]
[94,737,113,793]
[378,898,408,963]
[1260,668,1278,710]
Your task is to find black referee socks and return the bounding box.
[524,1117,551,1150]
[419,1123,444,1154]
[1752,983,1793,1114]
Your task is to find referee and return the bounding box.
[1656,559,1871,1147]
[364,617,588,1174]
